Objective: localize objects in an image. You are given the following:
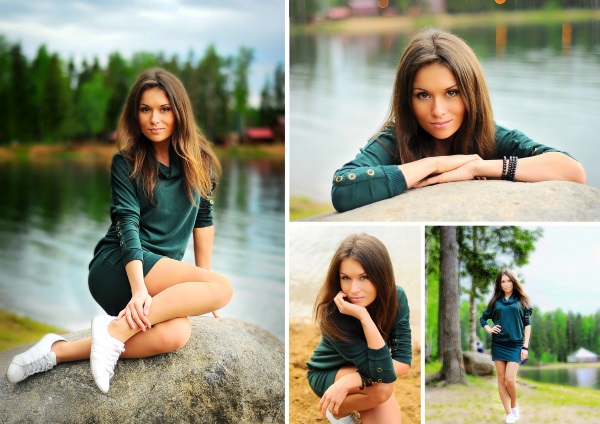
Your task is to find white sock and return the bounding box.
[512,406,519,417]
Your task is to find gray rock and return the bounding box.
[463,351,495,376]
[0,317,284,424]
[301,181,600,222]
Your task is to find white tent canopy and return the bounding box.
[567,347,598,363]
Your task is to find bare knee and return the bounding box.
[157,318,191,352]
[505,375,516,387]
[214,272,233,309]
[371,382,394,405]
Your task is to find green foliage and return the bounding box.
[0,38,283,145]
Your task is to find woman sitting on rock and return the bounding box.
[480,269,532,424]
[307,233,412,423]
[331,28,585,213]
[7,68,233,393]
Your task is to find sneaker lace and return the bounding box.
[93,340,125,378]
[23,349,54,377]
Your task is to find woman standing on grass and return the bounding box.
[307,233,412,423]
[480,269,532,424]
[331,28,585,213]
[7,68,233,393]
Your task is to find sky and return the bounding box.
[517,226,600,316]
[0,0,285,105]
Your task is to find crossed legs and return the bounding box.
[52,258,232,362]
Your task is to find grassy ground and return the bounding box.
[292,9,600,34]
[426,365,600,423]
[289,196,334,221]
[0,310,65,352]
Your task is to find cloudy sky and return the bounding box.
[0,0,285,105]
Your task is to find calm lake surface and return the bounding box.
[0,156,285,340]
[520,365,600,390]
[291,20,600,203]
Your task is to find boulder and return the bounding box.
[0,317,284,423]
[463,351,495,376]
[301,181,600,222]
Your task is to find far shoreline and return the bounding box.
[291,9,600,35]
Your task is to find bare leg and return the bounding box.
[360,394,402,424]
[108,258,232,343]
[330,366,395,418]
[52,318,191,363]
[494,360,512,415]
[505,362,520,409]
[57,257,231,360]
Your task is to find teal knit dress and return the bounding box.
[480,294,532,363]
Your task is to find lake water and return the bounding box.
[0,156,285,340]
[519,365,600,390]
[291,20,600,204]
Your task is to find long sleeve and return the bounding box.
[522,306,532,327]
[480,308,493,328]
[110,154,143,265]
[389,287,412,366]
[331,128,407,213]
[326,335,397,384]
[194,196,214,228]
[494,124,573,159]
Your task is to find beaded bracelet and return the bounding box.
[358,371,373,390]
[501,156,508,180]
[507,156,518,182]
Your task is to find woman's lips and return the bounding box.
[431,120,451,129]
[348,297,363,303]
[149,128,163,134]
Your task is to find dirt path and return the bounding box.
[426,375,600,424]
[290,322,421,424]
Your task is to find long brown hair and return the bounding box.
[383,28,496,163]
[487,268,530,311]
[116,68,221,205]
[314,234,399,343]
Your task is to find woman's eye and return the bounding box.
[360,275,369,280]
[341,276,349,280]
[416,92,429,100]
[447,90,459,97]
[140,107,150,112]
[161,107,171,112]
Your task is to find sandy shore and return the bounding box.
[290,322,421,424]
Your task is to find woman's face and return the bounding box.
[138,87,175,144]
[500,274,514,295]
[339,257,377,308]
[411,62,466,148]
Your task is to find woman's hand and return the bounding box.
[487,324,501,335]
[521,348,529,362]
[318,379,349,418]
[434,154,482,175]
[117,287,153,331]
[415,156,483,188]
[333,291,368,320]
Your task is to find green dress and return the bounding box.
[306,286,412,397]
[480,294,532,363]
[331,124,573,212]
[88,146,213,315]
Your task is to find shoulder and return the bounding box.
[395,285,409,308]
[365,126,397,151]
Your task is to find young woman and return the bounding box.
[331,28,586,213]
[307,233,412,423]
[480,269,532,424]
[6,68,233,393]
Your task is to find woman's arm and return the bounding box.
[118,260,152,331]
[193,226,214,270]
[521,325,531,362]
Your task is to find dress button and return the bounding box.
[377,368,382,372]
[209,200,214,205]
[119,241,123,246]
[377,379,382,383]
[367,169,374,176]
[335,176,343,183]
[348,173,356,180]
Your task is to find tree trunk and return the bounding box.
[439,226,467,385]
[470,227,478,352]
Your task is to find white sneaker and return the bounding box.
[326,409,355,424]
[6,333,66,383]
[90,315,125,393]
[512,406,520,420]
[506,414,516,424]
